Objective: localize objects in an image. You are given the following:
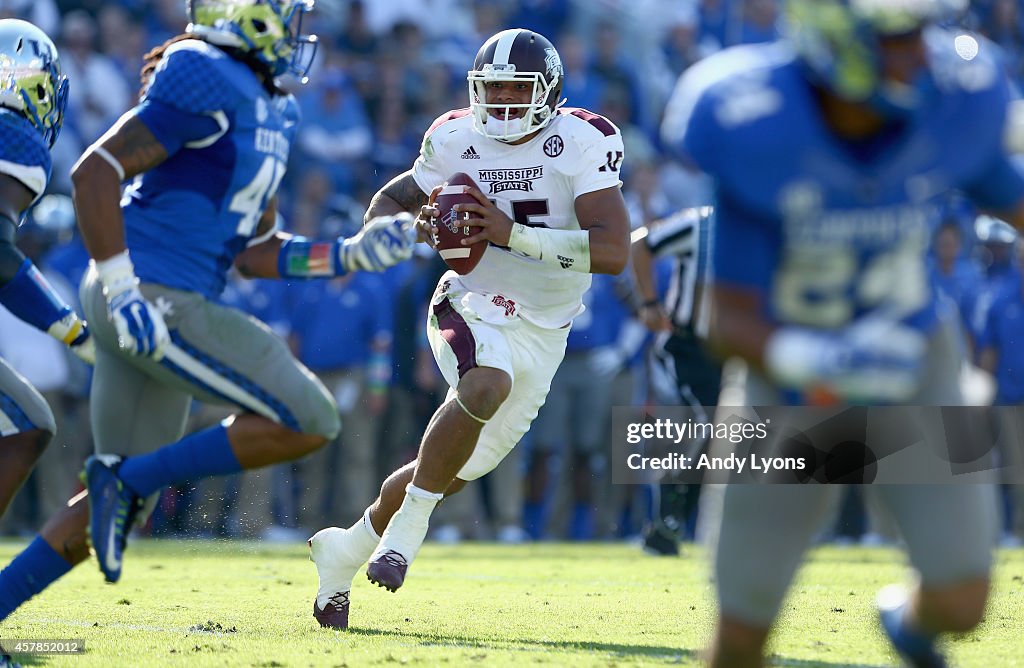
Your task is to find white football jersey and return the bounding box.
[412,107,625,329]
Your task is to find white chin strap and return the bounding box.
[483,114,528,140]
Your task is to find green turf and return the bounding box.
[0,540,1021,667]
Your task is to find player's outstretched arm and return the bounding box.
[0,178,94,364]
[237,195,417,279]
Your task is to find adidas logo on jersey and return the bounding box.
[461,146,480,159]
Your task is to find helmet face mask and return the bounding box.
[0,19,68,148]
[187,0,318,82]
[468,29,564,142]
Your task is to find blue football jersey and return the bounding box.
[663,29,1024,332]
[0,109,52,209]
[124,39,300,298]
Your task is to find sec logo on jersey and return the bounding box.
[543,135,563,157]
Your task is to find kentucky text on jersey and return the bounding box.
[254,127,290,162]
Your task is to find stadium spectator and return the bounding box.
[970,215,1020,341]
[930,219,985,344]
[0,0,59,35]
[977,240,1024,547]
[295,69,373,195]
[59,10,130,145]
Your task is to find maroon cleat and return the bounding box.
[366,550,408,592]
[313,591,350,629]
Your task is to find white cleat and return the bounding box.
[308,527,374,630]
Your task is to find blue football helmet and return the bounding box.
[783,0,967,116]
[0,19,68,148]
[187,0,318,82]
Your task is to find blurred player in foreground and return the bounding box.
[309,27,630,629]
[0,0,415,621]
[0,18,94,625]
[662,0,1024,665]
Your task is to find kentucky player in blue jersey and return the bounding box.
[663,1,1024,666]
[0,0,415,622]
[0,19,95,631]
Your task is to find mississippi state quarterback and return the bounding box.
[308,27,630,629]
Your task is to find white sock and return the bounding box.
[310,508,381,607]
[372,484,444,565]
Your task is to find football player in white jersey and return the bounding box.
[308,28,630,629]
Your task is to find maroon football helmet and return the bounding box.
[468,28,565,142]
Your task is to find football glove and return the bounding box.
[95,251,169,359]
[337,213,417,273]
[765,316,928,403]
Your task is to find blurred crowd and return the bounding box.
[3,0,1024,547]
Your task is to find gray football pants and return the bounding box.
[0,356,56,441]
[81,269,340,521]
[707,322,998,627]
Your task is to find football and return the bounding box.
[433,172,487,275]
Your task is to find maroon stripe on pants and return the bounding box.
[433,300,478,378]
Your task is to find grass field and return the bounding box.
[0,540,1021,667]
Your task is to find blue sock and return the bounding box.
[0,535,72,622]
[117,425,241,498]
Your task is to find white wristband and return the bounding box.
[93,250,138,296]
[508,223,591,273]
